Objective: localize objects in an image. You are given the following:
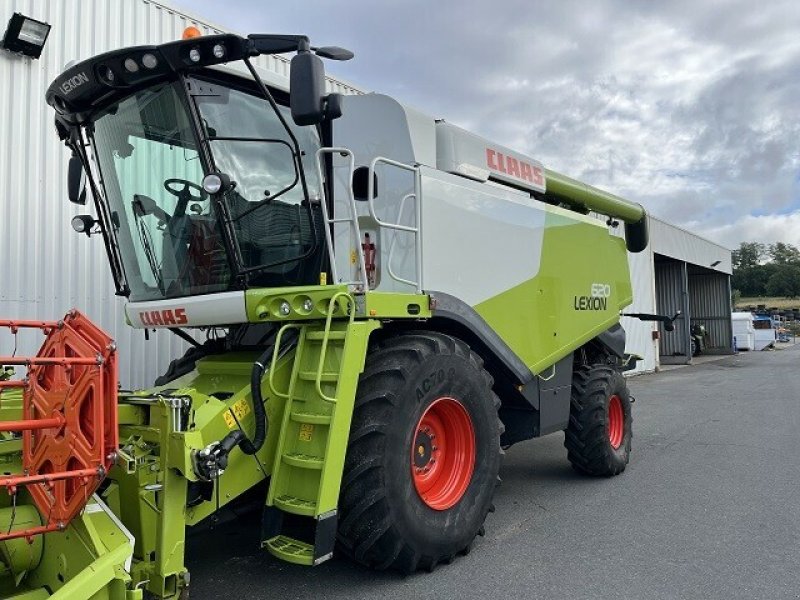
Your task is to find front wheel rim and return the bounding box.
[411,396,476,510]
[608,394,624,449]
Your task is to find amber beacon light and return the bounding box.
[182,25,203,40]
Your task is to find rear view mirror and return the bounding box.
[290,50,326,126]
[68,154,87,205]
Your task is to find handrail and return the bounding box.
[314,291,355,403]
[367,156,423,292]
[314,148,369,291]
[385,193,418,288]
[267,323,304,399]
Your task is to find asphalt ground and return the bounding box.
[187,345,800,600]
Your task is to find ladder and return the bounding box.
[261,293,378,565]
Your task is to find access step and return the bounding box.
[305,330,347,341]
[274,494,317,516]
[290,411,332,425]
[262,508,338,566]
[298,370,339,382]
[282,452,324,470]
[264,535,314,566]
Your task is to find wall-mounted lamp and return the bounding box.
[710,260,721,268]
[2,13,51,59]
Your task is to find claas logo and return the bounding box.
[485,148,544,186]
[139,308,188,326]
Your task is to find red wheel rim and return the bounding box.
[411,397,476,510]
[608,394,624,449]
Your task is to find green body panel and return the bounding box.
[245,284,350,322]
[0,483,136,600]
[475,207,633,374]
[245,285,431,322]
[106,350,298,597]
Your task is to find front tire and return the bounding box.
[564,364,632,476]
[337,332,502,572]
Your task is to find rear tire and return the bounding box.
[564,364,632,476]
[337,332,502,573]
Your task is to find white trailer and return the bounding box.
[731,312,755,351]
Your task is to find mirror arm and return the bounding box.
[621,311,682,332]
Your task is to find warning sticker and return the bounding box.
[299,423,314,442]
[224,398,251,429]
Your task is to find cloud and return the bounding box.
[703,211,800,250]
[173,0,800,247]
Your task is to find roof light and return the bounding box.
[141,53,158,69]
[182,26,202,40]
[202,174,222,194]
[123,58,139,73]
[202,172,231,195]
[212,44,226,59]
[100,65,115,83]
[71,215,96,236]
[1,13,51,59]
[188,48,201,63]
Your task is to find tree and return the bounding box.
[731,288,742,307]
[767,242,800,265]
[765,265,800,297]
[732,242,765,270]
[732,264,774,297]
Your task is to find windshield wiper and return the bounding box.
[133,212,165,295]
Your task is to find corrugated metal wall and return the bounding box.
[655,257,689,359]
[0,0,361,388]
[688,266,733,352]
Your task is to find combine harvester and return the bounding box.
[0,29,660,598]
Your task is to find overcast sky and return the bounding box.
[174,0,800,250]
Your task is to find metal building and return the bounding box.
[0,0,730,386]
[622,215,733,374]
[0,0,359,387]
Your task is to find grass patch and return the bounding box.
[737,297,800,310]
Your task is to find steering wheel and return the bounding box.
[164,178,208,202]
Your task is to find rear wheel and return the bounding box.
[338,332,502,572]
[564,364,632,476]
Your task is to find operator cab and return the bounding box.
[47,33,349,302]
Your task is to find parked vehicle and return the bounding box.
[753,315,777,350]
[732,312,756,351]
[0,29,652,598]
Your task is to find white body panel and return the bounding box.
[436,122,546,194]
[419,167,545,306]
[125,292,247,329]
[330,94,430,293]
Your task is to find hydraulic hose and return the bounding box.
[212,346,270,467]
[239,347,271,455]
